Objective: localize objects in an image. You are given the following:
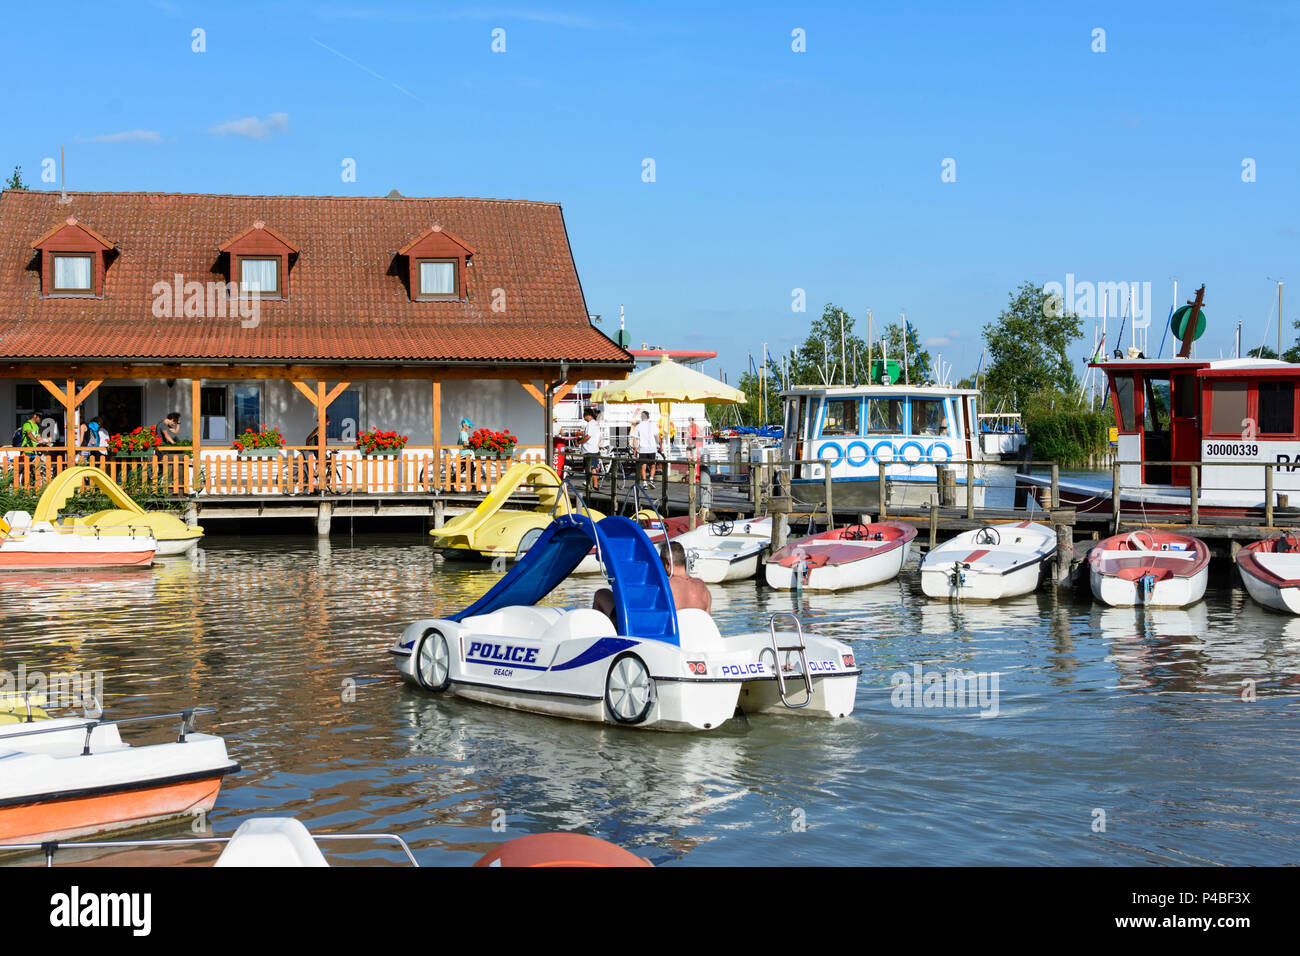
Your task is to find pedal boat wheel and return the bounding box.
[605,653,654,724]
[415,629,452,692]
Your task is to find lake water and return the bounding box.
[3,533,1299,866]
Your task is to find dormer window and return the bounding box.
[52,254,93,292]
[218,220,297,301]
[30,216,116,297]
[239,257,280,296]
[398,224,474,302]
[418,259,457,298]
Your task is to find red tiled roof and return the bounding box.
[0,190,631,367]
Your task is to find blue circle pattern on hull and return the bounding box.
[816,440,953,466]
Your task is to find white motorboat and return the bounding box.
[0,702,238,846]
[765,521,917,591]
[669,516,771,583]
[919,521,1056,600]
[392,513,859,731]
[1088,530,1210,608]
[1236,535,1300,614]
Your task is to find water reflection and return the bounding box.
[1,534,1297,866]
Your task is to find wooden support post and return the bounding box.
[878,460,888,518]
[433,499,445,529]
[750,468,759,516]
[1266,463,1275,528]
[823,469,834,530]
[191,378,202,492]
[688,462,697,530]
[771,511,789,553]
[317,501,332,537]
[929,504,938,550]
[1112,462,1122,531]
[431,380,441,459]
[1055,523,1074,586]
[1189,462,1199,526]
[966,461,975,520]
[1050,463,1060,509]
[64,377,75,465]
[660,454,669,515]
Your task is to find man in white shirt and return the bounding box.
[581,408,603,490]
[632,410,658,487]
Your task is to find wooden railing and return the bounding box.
[0,445,549,497]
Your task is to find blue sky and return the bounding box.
[3,1,1298,384]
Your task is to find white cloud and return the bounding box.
[925,337,950,347]
[87,130,163,143]
[210,113,289,140]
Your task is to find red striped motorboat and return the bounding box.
[765,522,917,591]
[1235,535,1300,614]
[1088,530,1210,607]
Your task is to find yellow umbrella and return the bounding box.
[590,355,746,405]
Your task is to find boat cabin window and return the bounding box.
[821,399,860,436]
[1143,375,1172,432]
[911,398,949,436]
[1258,381,1296,436]
[1208,382,1248,435]
[867,398,904,434]
[1111,373,1137,431]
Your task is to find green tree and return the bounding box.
[784,303,870,386]
[878,321,932,384]
[1250,344,1280,360]
[4,165,26,190]
[983,281,1083,413]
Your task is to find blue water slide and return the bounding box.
[447,515,680,644]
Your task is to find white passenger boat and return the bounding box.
[391,513,859,731]
[669,516,771,583]
[765,521,916,591]
[0,702,238,846]
[1088,530,1210,607]
[919,521,1056,600]
[1235,536,1300,613]
[779,382,987,513]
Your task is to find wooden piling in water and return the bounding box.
[1189,463,1199,526]
[824,470,834,530]
[929,504,939,550]
[1266,464,1275,528]
[878,460,888,518]
[688,464,698,530]
[1111,462,1121,531]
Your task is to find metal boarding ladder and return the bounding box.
[766,612,813,709]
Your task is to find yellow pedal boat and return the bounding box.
[33,466,203,557]
[430,461,604,565]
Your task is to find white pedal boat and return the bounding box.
[0,701,238,846]
[919,520,1056,600]
[392,514,859,731]
[1088,530,1210,607]
[765,521,917,591]
[1236,535,1300,614]
[0,511,155,570]
[670,516,771,583]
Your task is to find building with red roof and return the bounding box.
[0,188,631,496]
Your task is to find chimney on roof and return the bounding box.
[386,189,404,199]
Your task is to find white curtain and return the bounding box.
[54,255,91,290]
[419,261,455,295]
[241,258,278,294]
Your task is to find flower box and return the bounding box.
[237,448,282,459]
[362,449,402,457]
[111,451,156,461]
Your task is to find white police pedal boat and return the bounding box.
[391,514,859,731]
[919,520,1056,601]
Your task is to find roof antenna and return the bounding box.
[57,146,71,205]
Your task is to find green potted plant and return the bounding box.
[108,427,160,460]
[356,428,408,457]
[467,428,517,460]
[232,426,285,458]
